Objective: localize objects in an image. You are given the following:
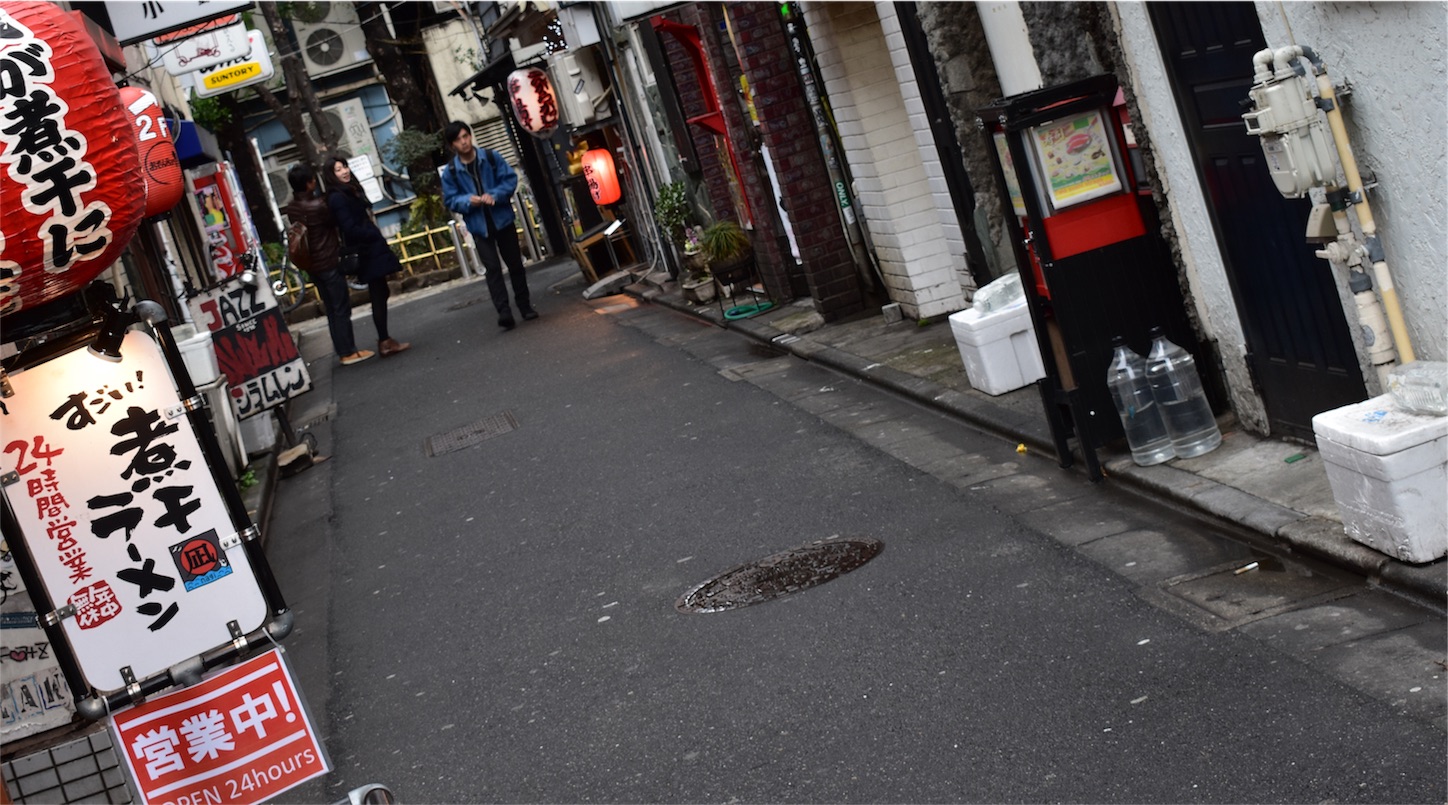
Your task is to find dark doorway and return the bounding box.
[1149,2,1367,440]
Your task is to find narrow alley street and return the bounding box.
[265,265,1445,804]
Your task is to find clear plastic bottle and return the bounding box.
[1107,337,1175,466]
[1144,327,1222,458]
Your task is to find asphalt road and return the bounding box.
[265,264,1446,804]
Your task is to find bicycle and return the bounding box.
[268,244,315,313]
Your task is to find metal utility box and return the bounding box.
[977,75,1200,480]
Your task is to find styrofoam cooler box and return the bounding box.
[948,299,1046,396]
[172,323,220,385]
[1312,394,1447,563]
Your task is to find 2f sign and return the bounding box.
[110,650,329,805]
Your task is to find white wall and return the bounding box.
[422,19,503,127]
[803,1,967,320]
[1254,1,1447,365]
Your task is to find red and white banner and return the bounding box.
[110,649,329,805]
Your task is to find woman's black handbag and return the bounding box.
[337,251,360,276]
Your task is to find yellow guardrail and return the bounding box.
[388,224,457,275]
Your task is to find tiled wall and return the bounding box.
[3,729,132,803]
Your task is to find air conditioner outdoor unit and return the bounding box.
[317,98,380,172]
[548,51,609,129]
[292,4,371,78]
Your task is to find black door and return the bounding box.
[1149,2,1367,440]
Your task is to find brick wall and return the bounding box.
[719,3,864,319]
[802,2,966,320]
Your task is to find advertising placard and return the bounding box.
[193,31,275,99]
[188,282,312,420]
[0,331,269,693]
[110,649,329,805]
[1028,108,1124,210]
[104,0,252,47]
[190,168,246,281]
[157,20,251,76]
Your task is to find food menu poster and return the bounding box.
[1029,109,1123,210]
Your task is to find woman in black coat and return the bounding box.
[323,156,411,357]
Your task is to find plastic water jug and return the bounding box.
[1145,327,1222,458]
[1107,337,1175,466]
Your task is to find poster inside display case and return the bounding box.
[1027,108,1124,210]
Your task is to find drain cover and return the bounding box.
[426,412,518,456]
[676,538,883,613]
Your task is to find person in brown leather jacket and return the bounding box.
[282,164,373,365]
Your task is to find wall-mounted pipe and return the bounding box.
[1293,46,1416,364]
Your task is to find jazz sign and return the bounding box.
[0,331,271,695]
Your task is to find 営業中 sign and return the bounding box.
[110,649,329,805]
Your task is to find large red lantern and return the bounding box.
[582,148,621,205]
[507,67,560,139]
[0,1,144,316]
[117,86,184,218]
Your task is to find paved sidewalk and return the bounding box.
[616,270,1447,611]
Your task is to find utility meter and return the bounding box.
[1242,68,1336,198]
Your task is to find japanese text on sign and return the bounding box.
[111,650,329,805]
[0,11,116,300]
[0,331,268,693]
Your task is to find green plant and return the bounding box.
[402,194,449,235]
[189,90,232,130]
[238,468,257,492]
[262,242,285,268]
[653,181,696,246]
[700,220,751,264]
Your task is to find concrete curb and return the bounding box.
[626,281,1447,612]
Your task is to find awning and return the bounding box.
[449,49,518,101]
[174,120,222,168]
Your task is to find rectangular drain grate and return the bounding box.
[426,411,518,456]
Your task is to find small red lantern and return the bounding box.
[0,1,144,316]
[117,87,185,218]
[582,148,621,205]
[507,67,560,139]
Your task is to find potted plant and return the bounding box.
[654,181,714,302]
[700,219,754,286]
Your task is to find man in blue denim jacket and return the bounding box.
[441,120,536,330]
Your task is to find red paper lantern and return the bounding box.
[507,67,560,139]
[582,148,621,205]
[117,87,184,218]
[0,1,144,316]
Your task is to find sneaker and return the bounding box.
[520,308,539,321]
[498,316,516,330]
[340,350,375,366]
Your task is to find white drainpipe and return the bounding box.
[975,1,1043,96]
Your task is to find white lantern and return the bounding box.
[507,67,561,138]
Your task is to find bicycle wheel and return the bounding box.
[270,263,311,312]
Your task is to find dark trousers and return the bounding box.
[369,276,392,341]
[475,224,531,316]
[312,269,357,356]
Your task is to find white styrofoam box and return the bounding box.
[1312,394,1447,563]
[948,299,1046,396]
[238,410,278,458]
[172,324,220,386]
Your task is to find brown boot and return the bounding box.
[379,338,411,358]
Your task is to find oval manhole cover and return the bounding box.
[676,538,883,613]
